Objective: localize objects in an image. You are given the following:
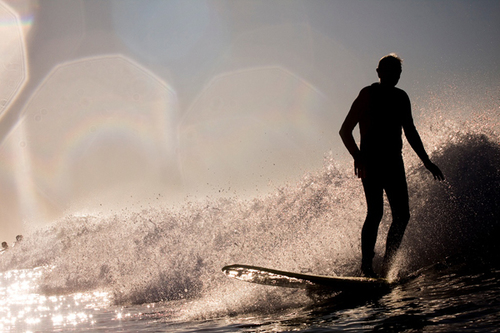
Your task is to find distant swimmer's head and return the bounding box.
[16,235,23,242]
[377,53,402,87]
[1,242,8,249]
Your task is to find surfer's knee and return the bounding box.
[362,212,383,240]
[392,208,410,226]
[366,208,383,225]
[399,211,410,224]
[402,211,410,225]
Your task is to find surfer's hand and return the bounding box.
[354,157,367,179]
[425,161,444,181]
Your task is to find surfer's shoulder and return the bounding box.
[393,87,410,103]
[363,83,379,92]
[394,86,408,94]
[357,85,374,99]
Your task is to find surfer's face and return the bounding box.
[377,66,402,87]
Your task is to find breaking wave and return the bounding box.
[0,109,499,312]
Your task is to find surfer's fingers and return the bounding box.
[355,166,366,179]
[435,169,445,181]
[433,171,445,181]
[426,163,444,181]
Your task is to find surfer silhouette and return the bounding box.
[339,53,444,278]
[13,235,23,247]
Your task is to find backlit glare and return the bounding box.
[0,267,113,330]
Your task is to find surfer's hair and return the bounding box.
[378,53,402,71]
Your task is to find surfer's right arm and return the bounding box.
[340,88,368,178]
[400,92,445,181]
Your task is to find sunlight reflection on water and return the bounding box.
[0,267,114,331]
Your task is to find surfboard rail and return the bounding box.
[222,264,390,291]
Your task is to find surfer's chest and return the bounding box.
[361,93,405,130]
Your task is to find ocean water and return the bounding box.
[0,114,499,332]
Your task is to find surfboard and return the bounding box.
[222,264,390,292]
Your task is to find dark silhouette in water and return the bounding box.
[339,53,444,278]
[13,235,23,247]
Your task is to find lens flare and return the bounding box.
[178,66,341,196]
[0,0,28,115]
[0,55,179,228]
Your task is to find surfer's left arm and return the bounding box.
[402,94,445,181]
[340,88,369,178]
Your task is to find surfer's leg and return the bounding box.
[361,178,384,277]
[383,164,410,273]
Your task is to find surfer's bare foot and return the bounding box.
[361,264,378,278]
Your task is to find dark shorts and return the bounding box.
[362,155,409,218]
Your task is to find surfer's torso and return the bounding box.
[357,83,413,163]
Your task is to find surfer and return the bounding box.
[339,53,444,278]
[13,235,23,247]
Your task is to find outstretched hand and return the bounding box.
[425,161,444,181]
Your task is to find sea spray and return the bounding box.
[400,132,500,271]
[0,162,368,305]
[0,113,499,311]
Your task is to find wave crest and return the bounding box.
[1,119,499,305]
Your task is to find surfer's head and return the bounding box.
[377,53,402,87]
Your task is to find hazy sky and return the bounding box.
[0,0,498,239]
